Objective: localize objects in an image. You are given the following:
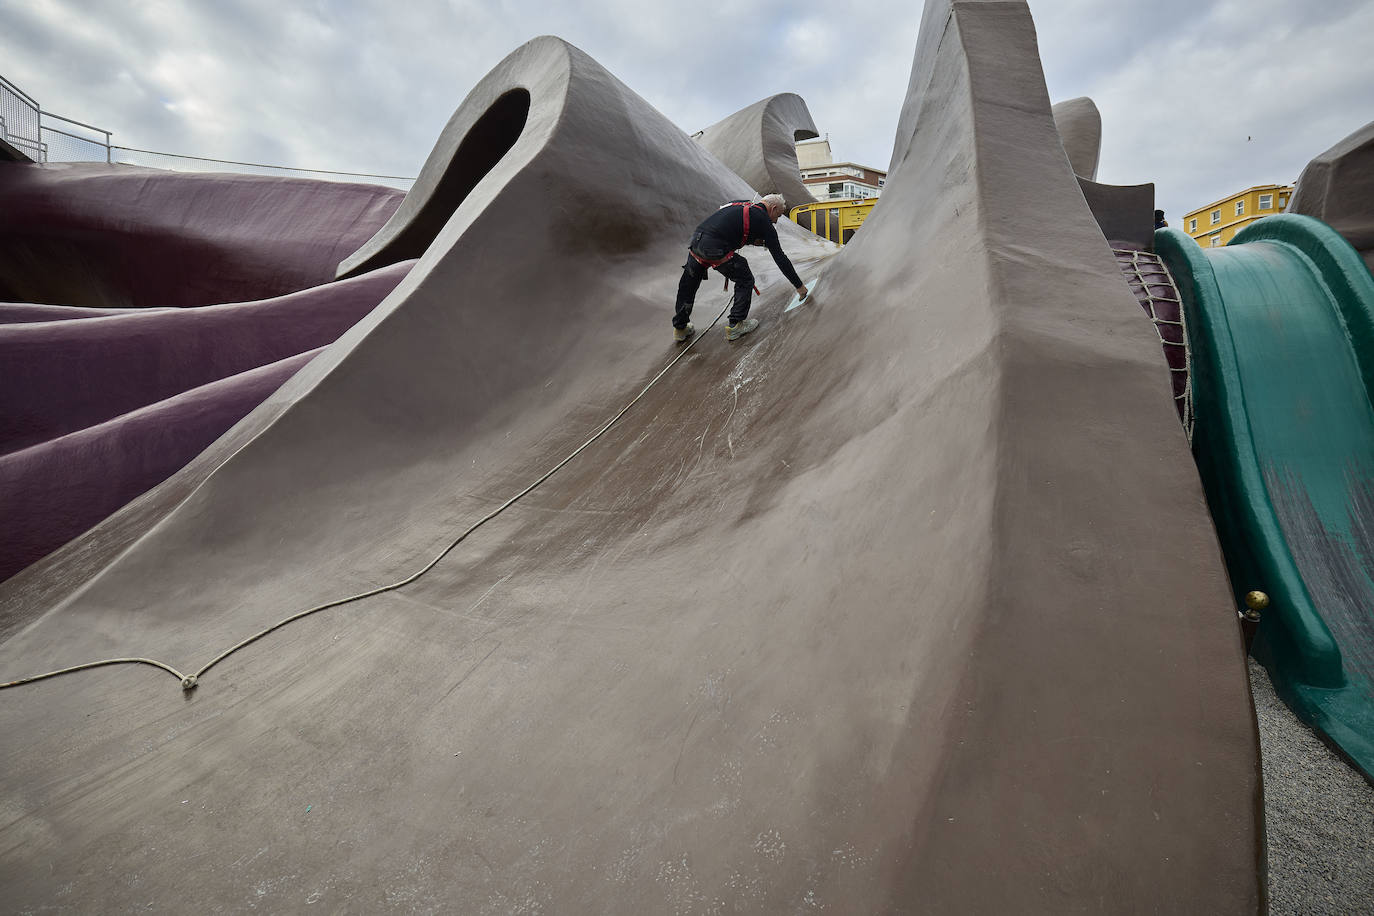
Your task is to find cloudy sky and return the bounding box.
[2,0,1371,224]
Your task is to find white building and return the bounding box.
[795,138,886,201]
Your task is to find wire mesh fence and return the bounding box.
[3,72,412,188]
[1,75,42,159]
[41,115,110,164]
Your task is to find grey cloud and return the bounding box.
[1,0,1368,228]
[1033,0,1374,223]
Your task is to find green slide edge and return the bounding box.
[1156,214,1374,780]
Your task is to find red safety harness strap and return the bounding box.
[690,249,734,268]
[688,201,757,268]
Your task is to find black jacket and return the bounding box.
[691,201,804,288]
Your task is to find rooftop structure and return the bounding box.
[795,137,886,201]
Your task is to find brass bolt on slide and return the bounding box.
[1240,590,1269,650]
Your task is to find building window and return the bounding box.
[1235,200,1245,216]
[878,178,886,188]
[1210,235,1222,247]
[1211,210,1221,225]
[1279,196,1288,209]
[1189,218,1198,232]
[1259,194,1273,209]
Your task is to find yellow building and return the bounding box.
[1183,184,1293,247]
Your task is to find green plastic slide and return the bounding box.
[1157,214,1374,780]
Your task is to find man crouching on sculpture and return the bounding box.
[673,193,809,343]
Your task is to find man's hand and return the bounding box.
[796,285,809,301]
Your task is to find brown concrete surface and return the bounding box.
[1079,176,1156,251]
[1290,118,1374,273]
[1052,97,1155,251]
[694,94,820,212]
[1051,96,1101,181]
[0,4,1261,912]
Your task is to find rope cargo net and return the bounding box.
[1114,247,1194,442]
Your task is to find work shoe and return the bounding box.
[725,318,759,341]
[674,322,695,343]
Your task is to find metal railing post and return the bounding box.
[0,73,43,160]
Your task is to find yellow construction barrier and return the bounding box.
[789,197,876,245]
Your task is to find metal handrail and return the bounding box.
[1,73,43,160]
[0,113,42,156]
[4,71,408,179]
[43,110,112,137]
[42,124,108,144]
[4,137,42,155]
[0,73,39,108]
[40,116,112,163]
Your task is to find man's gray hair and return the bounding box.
[761,193,787,214]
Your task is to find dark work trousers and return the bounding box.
[673,241,754,329]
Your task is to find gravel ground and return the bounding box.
[1248,658,1374,914]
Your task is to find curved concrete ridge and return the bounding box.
[0,259,414,456]
[0,32,829,654]
[1077,176,1155,249]
[0,163,407,554]
[694,93,820,211]
[1290,118,1374,273]
[865,0,1257,906]
[0,162,403,308]
[1051,95,1101,181]
[1050,97,1156,251]
[0,259,414,585]
[337,36,567,278]
[0,13,1259,915]
[0,349,321,588]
